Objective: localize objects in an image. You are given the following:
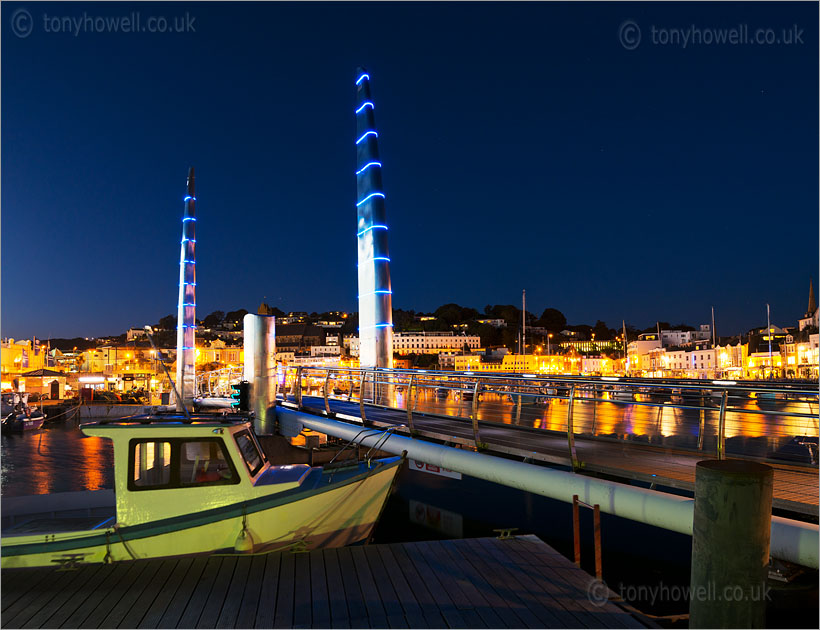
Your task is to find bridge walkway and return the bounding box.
[292,396,819,517]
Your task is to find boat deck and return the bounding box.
[1,535,653,628]
[295,397,819,516]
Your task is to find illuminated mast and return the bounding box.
[355,68,393,368]
[176,167,196,410]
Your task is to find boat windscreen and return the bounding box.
[235,430,263,477]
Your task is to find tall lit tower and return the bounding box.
[355,67,393,368]
[176,167,197,411]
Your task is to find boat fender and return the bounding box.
[234,508,255,553]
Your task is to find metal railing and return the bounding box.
[271,366,819,467]
[194,364,818,470]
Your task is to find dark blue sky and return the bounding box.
[2,2,817,339]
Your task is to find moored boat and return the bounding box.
[1,413,403,569]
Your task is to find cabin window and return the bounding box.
[133,441,171,487]
[234,430,264,477]
[128,437,240,491]
[180,441,235,485]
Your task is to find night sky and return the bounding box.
[2,2,817,339]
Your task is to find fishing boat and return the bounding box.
[1,393,45,433]
[1,413,403,569]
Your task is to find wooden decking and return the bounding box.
[1,536,651,629]
[298,397,819,516]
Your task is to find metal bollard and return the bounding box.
[689,460,773,629]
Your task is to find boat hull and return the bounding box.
[1,457,402,569]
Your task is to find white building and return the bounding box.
[392,332,480,355]
[660,325,711,348]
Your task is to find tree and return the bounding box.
[538,308,567,333]
[203,311,225,328]
[157,314,176,331]
[225,309,249,324]
[592,320,614,340]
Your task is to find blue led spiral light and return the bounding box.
[175,167,197,411]
[355,67,393,368]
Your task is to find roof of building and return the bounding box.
[20,368,65,377]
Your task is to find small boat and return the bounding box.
[1,393,45,433]
[1,413,403,569]
[435,387,448,400]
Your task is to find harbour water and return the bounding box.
[2,420,816,624]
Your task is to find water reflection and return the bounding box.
[1,423,114,497]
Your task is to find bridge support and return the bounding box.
[243,314,276,435]
[689,460,773,628]
[355,68,393,369]
[175,167,197,412]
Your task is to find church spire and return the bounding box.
[808,278,817,316]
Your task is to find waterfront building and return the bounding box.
[1,338,49,380]
[392,331,480,355]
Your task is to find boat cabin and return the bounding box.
[82,415,313,526]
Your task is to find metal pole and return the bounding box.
[276,408,820,569]
[471,381,481,448]
[717,390,727,460]
[323,371,331,415]
[406,374,415,430]
[243,314,276,435]
[572,494,581,567]
[359,371,368,424]
[567,385,578,471]
[766,303,773,378]
[593,504,602,580]
[295,367,303,409]
[689,460,773,628]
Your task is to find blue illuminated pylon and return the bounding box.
[355,67,393,368]
[175,167,197,411]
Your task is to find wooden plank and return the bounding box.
[362,545,410,629]
[177,557,224,629]
[477,538,590,628]
[375,545,428,629]
[137,557,197,629]
[254,552,282,629]
[117,559,179,628]
[215,556,252,629]
[61,561,141,629]
[500,543,604,628]
[440,538,528,629]
[156,557,208,629]
[336,547,369,628]
[272,552,296,629]
[196,556,238,629]
[235,555,267,629]
[387,543,447,629]
[350,546,389,629]
[17,564,104,629]
[513,538,640,628]
[99,559,167,628]
[433,540,508,629]
[292,553,313,629]
[38,564,119,629]
[96,560,164,629]
[3,563,89,626]
[322,548,351,629]
[451,538,543,628]
[413,542,485,629]
[309,549,331,629]
[1,567,53,612]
